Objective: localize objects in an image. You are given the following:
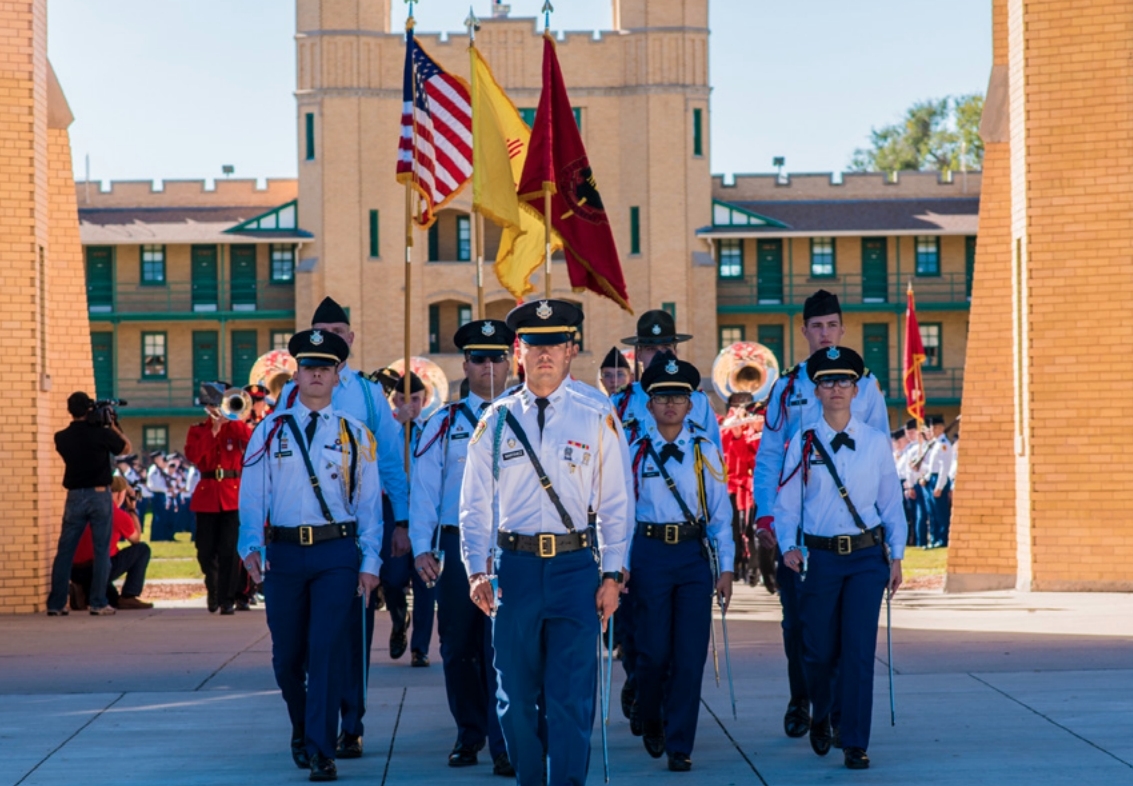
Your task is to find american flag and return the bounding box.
[397,29,472,228]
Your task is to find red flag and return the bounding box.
[903,283,927,426]
[517,34,632,313]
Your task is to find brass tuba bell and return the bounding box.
[711,342,780,404]
[249,349,298,406]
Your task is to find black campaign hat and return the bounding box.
[288,328,349,367]
[641,354,701,396]
[455,319,515,353]
[803,289,842,322]
[373,369,426,396]
[506,299,581,346]
[600,346,631,370]
[622,309,692,346]
[805,345,864,383]
[311,296,350,326]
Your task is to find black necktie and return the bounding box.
[535,398,550,437]
[479,402,488,413]
[659,443,684,465]
[305,411,319,447]
[831,432,855,452]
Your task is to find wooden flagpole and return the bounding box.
[403,2,418,475]
[542,1,554,299]
[466,8,485,319]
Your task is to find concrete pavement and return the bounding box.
[2,586,1131,785]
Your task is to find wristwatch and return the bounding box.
[602,571,623,583]
[394,520,409,529]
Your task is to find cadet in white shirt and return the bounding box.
[460,299,629,786]
[627,355,734,772]
[924,415,954,547]
[238,329,382,783]
[411,319,515,777]
[774,346,905,771]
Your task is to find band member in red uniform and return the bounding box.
[185,396,254,614]
[721,392,764,586]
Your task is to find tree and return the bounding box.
[850,94,984,174]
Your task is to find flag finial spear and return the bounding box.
[464,6,480,43]
[542,1,554,31]
[405,0,417,29]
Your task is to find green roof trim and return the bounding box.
[225,200,299,234]
[711,199,789,229]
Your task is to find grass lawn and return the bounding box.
[903,546,948,578]
[141,518,203,580]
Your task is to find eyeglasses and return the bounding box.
[467,354,509,365]
[651,394,691,406]
[817,378,856,389]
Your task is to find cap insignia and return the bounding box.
[651,324,662,335]
[665,359,679,375]
[310,330,325,346]
[536,301,553,320]
[826,347,840,360]
[482,322,496,336]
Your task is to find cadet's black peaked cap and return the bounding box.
[311,296,349,326]
[802,289,842,322]
[622,309,692,346]
[506,299,581,346]
[641,354,701,395]
[805,345,864,383]
[455,320,515,353]
[289,328,349,367]
[600,346,631,370]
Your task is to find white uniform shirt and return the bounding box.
[146,464,168,495]
[278,364,409,521]
[926,434,954,492]
[237,402,384,576]
[630,425,735,573]
[948,442,959,484]
[612,382,722,450]
[772,415,906,559]
[460,380,630,575]
[410,392,489,557]
[754,362,889,520]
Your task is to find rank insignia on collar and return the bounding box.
[651,324,662,335]
[665,359,678,374]
[482,322,496,336]
[826,346,840,359]
[536,301,553,319]
[311,330,325,346]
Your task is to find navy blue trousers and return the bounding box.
[928,475,952,546]
[339,587,379,737]
[614,589,636,692]
[630,536,713,757]
[379,500,436,655]
[264,537,358,760]
[149,493,174,541]
[436,528,506,756]
[912,485,933,547]
[799,545,888,751]
[492,547,599,786]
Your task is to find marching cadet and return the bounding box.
[460,299,630,786]
[613,310,723,449]
[238,329,383,782]
[773,346,905,771]
[599,346,633,396]
[411,320,515,777]
[924,415,954,547]
[752,289,889,741]
[628,355,734,772]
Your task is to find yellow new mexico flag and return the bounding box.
[470,45,560,299]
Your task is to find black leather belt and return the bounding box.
[209,468,240,481]
[803,526,883,555]
[497,530,591,558]
[440,525,460,535]
[267,521,357,546]
[636,522,702,544]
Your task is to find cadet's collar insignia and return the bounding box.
[651,324,662,335]
[310,330,325,346]
[665,359,678,374]
[536,301,553,320]
[482,322,496,336]
[826,346,840,359]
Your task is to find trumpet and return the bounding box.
[221,388,253,421]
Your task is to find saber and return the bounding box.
[887,585,895,726]
[718,594,737,720]
[605,614,615,725]
[709,610,720,687]
[597,617,610,782]
[361,590,369,711]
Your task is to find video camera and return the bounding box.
[87,398,127,427]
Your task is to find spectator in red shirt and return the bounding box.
[70,474,153,610]
[185,403,253,615]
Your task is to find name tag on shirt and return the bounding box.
[789,397,809,407]
[450,432,470,441]
[642,468,660,479]
[502,449,526,461]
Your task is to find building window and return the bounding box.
[305,112,315,160]
[369,210,380,258]
[758,324,786,368]
[718,325,744,351]
[629,206,641,255]
[142,425,169,454]
[140,245,166,285]
[810,237,835,278]
[142,332,167,379]
[693,108,703,156]
[915,236,941,276]
[718,239,743,279]
[458,305,472,328]
[428,222,440,261]
[519,107,582,130]
[271,330,292,351]
[270,244,295,283]
[457,215,471,261]
[920,322,942,369]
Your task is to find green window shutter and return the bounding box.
[693,108,703,156]
[428,304,440,354]
[305,113,315,160]
[662,302,676,320]
[369,210,380,257]
[629,206,641,255]
[428,223,440,261]
[757,324,785,368]
[862,323,891,395]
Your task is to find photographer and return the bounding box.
[69,474,153,611]
[47,391,131,616]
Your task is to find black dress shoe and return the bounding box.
[844,747,870,769]
[336,732,363,759]
[410,650,430,668]
[784,700,811,738]
[629,705,643,736]
[220,605,235,615]
[620,682,635,720]
[642,720,665,759]
[810,716,832,757]
[667,753,692,772]
[492,752,515,777]
[207,588,218,614]
[389,626,408,660]
[448,744,478,767]
[309,752,337,782]
[291,729,310,770]
[235,599,251,611]
[832,725,842,750]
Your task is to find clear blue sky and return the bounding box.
[48,0,991,185]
